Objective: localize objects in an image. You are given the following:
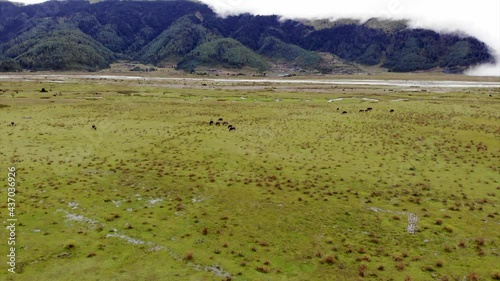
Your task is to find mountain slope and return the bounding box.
[1,19,115,71]
[139,15,218,65]
[177,38,269,72]
[258,36,322,69]
[0,1,494,73]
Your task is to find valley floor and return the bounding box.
[0,73,499,280]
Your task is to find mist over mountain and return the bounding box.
[0,0,494,73]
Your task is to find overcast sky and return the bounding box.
[7,0,500,76]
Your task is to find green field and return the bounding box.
[0,76,499,281]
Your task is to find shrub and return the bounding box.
[475,238,485,247]
[467,272,480,281]
[64,240,77,250]
[444,226,453,233]
[256,266,269,273]
[358,264,368,277]
[184,251,194,261]
[458,240,467,248]
[324,255,335,265]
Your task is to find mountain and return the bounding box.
[139,14,219,66]
[1,19,115,71]
[258,36,322,69]
[0,0,494,73]
[177,38,269,72]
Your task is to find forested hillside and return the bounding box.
[0,0,494,72]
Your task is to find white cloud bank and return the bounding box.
[200,0,500,76]
[8,0,46,4]
[7,0,500,76]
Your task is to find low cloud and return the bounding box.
[201,0,500,76]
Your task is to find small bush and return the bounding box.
[358,264,368,277]
[467,272,480,281]
[256,266,269,273]
[324,255,335,265]
[184,251,194,261]
[395,262,405,271]
[475,238,485,247]
[64,240,77,250]
[258,241,270,247]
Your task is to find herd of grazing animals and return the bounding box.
[340,107,394,115]
[205,107,396,131]
[6,103,396,131]
[209,117,236,131]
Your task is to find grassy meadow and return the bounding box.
[0,76,499,281]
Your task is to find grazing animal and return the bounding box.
[337,108,340,110]
[342,111,347,114]
[215,122,221,126]
[10,122,15,126]
[222,121,228,126]
[359,109,365,112]
[227,125,233,129]
[91,124,97,130]
[218,118,223,121]
[229,126,236,131]
[390,109,395,113]
[366,107,373,111]
[209,120,214,125]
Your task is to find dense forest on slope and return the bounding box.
[177,38,270,72]
[0,0,494,72]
